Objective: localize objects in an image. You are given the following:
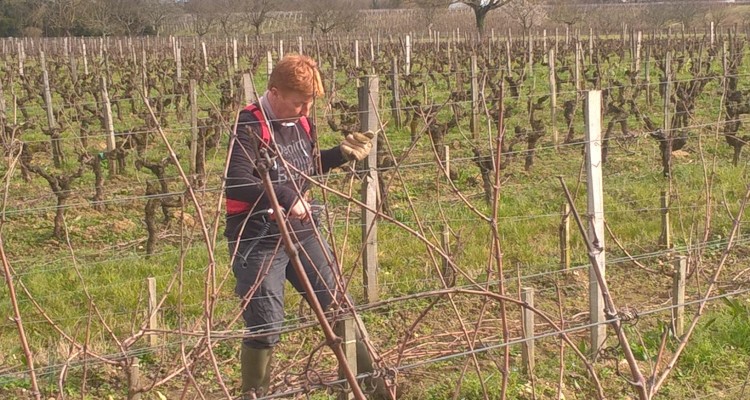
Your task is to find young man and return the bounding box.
[224,54,380,398]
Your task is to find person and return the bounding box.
[224,54,382,398]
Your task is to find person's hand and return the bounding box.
[288,198,312,224]
[340,131,375,161]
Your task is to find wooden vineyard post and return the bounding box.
[659,190,672,249]
[189,80,199,175]
[549,48,557,149]
[354,40,360,69]
[470,55,478,139]
[147,277,159,347]
[560,203,571,270]
[82,40,89,75]
[663,51,673,177]
[575,42,582,92]
[232,38,238,70]
[298,36,303,54]
[101,77,117,177]
[645,46,651,106]
[242,73,257,105]
[359,76,379,304]
[391,57,402,129]
[634,31,642,75]
[335,317,358,400]
[267,51,273,81]
[442,224,453,286]
[0,78,6,119]
[128,358,141,400]
[278,39,284,60]
[201,41,208,72]
[521,287,535,374]
[585,90,606,355]
[41,51,64,168]
[175,44,182,83]
[671,256,687,337]
[405,34,411,76]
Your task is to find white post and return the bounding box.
[405,34,411,76]
[585,90,606,355]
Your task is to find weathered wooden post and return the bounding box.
[359,75,379,304]
[201,41,208,71]
[560,203,571,270]
[40,51,63,168]
[242,73,257,105]
[470,55,478,139]
[585,90,606,355]
[405,34,411,76]
[659,191,672,249]
[335,317,358,400]
[101,77,117,177]
[549,48,557,148]
[147,277,158,347]
[521,287,535,374]
[266,50,273,81]
[671,256,687,337]
[442,224,453,286]
[391,57,402,129]
[128,358,141,400]
[190,79,199,175]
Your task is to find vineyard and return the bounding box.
[2,10,750,400]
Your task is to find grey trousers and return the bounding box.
[230,235,341,348]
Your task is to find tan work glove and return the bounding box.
[340,131,375,161]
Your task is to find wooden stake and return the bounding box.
[549,48,557,148]
[101,76,117,176]
[147,277,158,347]
[560,203,571,270]
[585,90,606,355]
[470,55,478,139]
[671,256,687,337]
[521,287,535,374]
[359,75,380,304]
[335,317,358,400]
[188,78,200,178]
[391,57,402,129]
[660,190,672,248]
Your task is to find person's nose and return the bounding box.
[300,102,311,117]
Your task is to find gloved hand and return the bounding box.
[340,131,375,161]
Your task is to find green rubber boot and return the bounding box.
[240,344,274,398]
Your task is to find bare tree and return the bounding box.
[304,0,360,35]
[184,0,217,37]
[638,4,675,31]
[503,0,546,39]
[239,0,275,37]
[547,0,586,29]
[413,0,447,29]
[672,2,707,31]
[43,0,87,36]
[214,0,242,36]
[458,0,512,37]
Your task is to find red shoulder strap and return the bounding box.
[243,103,312,142]
[299,116,312,140]
[243,104,271,144]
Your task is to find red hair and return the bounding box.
[267,54,324,98]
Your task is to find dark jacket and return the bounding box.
[224,105,347,244]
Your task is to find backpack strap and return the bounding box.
[242,103,312,143]
[243,104,271,145]
[299,116,312,140]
